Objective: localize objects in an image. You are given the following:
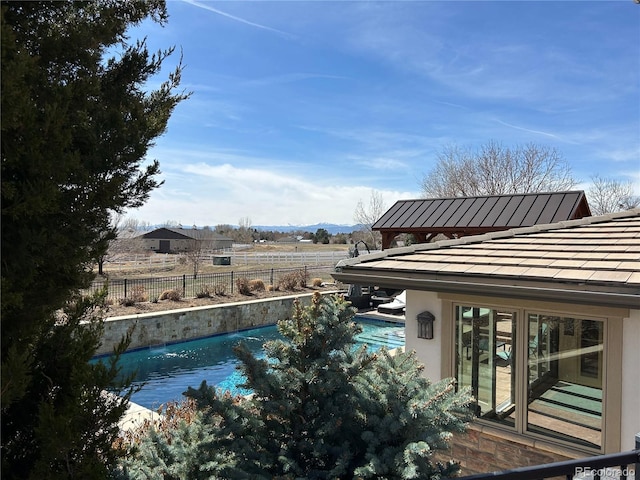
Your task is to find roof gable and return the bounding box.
[141,228,191,240]
[335,209,640,309]
[373,191,591,249]
[142,228,232,241]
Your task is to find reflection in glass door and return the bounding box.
[527,314,557,388]
[455,306,516,427]
[526,315,603,448]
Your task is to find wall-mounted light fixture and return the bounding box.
[417,311,435,339]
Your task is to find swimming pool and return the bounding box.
[104,317,405,409]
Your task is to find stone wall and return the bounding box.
[96,293,319,356]
[434,423,582,477]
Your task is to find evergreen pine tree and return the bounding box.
[1,2,187,477]
[123,293,472,479]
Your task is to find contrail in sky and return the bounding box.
[183,0,294,38]
[494,119,559,140]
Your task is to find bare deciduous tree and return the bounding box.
[98,215,151,274]
[183,228,222,278]
[215,224,234,236]
[421,141,578,198]
[354,190,386,249]
[184,237,205,279]
[587,175,640,215]
[238,217,252,229]
[237,216,254,244]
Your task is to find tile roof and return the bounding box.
[334,209,640,309]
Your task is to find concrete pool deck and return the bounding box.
[120,401,161,432]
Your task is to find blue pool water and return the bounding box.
[101,317,404,409]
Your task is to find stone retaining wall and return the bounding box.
[97,293,322,356]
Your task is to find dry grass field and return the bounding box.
[100,243,351,280]
[98,243,351,318]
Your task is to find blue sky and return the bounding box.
[127,1,640,227]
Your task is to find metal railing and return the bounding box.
[86,265,333,302]
[457,449,639,480]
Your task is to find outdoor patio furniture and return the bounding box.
[377,291,406,314]
[371,294,393,308]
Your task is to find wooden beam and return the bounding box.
[381,231,397,250]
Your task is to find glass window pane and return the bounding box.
[526,315,603,449]
[455,306,516,426]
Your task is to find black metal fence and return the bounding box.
[86,265,333,302]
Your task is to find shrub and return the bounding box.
[119,297,136,307]
[296,269,309,288]
[116,398,199,449]
[278,269,309,290]
[159,289,182,301]
[196,285,213,298]
[311,277,323,287]
[277,272,299,291]
[213,283,227,296]
[248,279,265,292]
[236,277,251,296]
[130,285,148,303]
[119,285,147,306]
[266,284,274,292]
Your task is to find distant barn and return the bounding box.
[139,227,233,253]
[373,191,591,249]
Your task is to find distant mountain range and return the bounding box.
[148,223,363,235]
[254,223,361,235]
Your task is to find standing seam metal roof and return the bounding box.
[373,191,590,232]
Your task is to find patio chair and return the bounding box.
[496,348,512,367]
[377,290,406,315]
[529,323,548,357]
[494,323,547,368]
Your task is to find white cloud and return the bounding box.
[241,73,349,87]
[603,147,640,164]
[128,160,417,226]
[361,156,409,171]
[340,4,635,109]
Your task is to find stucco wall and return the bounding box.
[404,290,443,381]
[96,293,317,356]
[621,308,640,451]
